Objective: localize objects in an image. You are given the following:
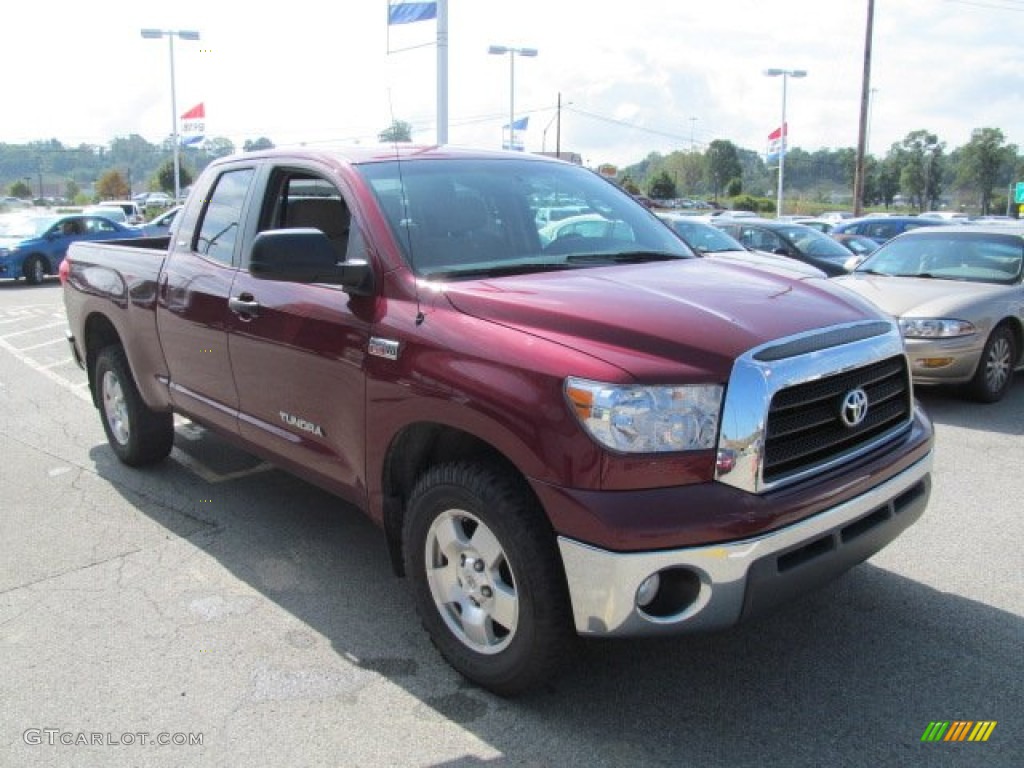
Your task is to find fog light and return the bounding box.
[917,357,955,369]
[636,573,661,608]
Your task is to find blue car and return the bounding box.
[0,213,140,284]
[831,215,955,245]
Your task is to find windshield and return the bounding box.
[664,218,745,253]
[0,215,56,238]
[357,158,693,278]
[855,231,1023,284]
[780,226,852,261]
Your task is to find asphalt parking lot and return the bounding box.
[1,279,1021,767]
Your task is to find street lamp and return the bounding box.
[141,28,200,203]
[764,67,807,217]
[488,44,538,151]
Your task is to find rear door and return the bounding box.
[156,164,257,434]
[226,164,371,503]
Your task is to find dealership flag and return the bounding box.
[180,102,206,147]
[503,116,529,131]
[388,0,437,24]
[766,122,787,165]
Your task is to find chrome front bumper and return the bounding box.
[557,450,933,637]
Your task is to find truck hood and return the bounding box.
[834,273,1008,317]
[440,260,881,380]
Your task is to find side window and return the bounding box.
[195,168,255,264]
[259,171,352,263]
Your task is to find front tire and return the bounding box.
[94,345,174,466]
[967,325,1017,403]
[23,255,46,285]
[404,462,573,696]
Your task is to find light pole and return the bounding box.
[764,67,807,217]
[141,28,200,203]
[488,44,538,151]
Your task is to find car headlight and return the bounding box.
[565,377,722,453]
[899,318,976,338]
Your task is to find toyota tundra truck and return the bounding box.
[61,146,934,695]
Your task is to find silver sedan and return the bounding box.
[833,224,1023,402]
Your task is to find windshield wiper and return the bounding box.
[425,262,578,280]
[565,251,684,264]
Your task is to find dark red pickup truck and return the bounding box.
[62,146,934,694]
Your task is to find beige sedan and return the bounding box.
[834,224,1024,402]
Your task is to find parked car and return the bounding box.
[142,192,174,209]
[831,232,880,266]
[834,224,1024,402]
[793,218,835,234]
[93,200,144,225]
[83,205,129,224]
[1,196,34,210]
[0,213,140,284]
[137,205,182,237]
[538,213,635,245]
[657,213,826,278]
[919,211,969,221]
[711,217,855,276]
[831,215,955,244]
[534,205,589,227]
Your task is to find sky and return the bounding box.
[5,0,1024,169]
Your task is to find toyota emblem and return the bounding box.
[840,388,869,428]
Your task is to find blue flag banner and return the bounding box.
[503,116,529,131]
[388,1,438,25]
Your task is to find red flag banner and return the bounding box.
[180,103,205,120]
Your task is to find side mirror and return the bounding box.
[249,229,374,296]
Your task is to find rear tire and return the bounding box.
[23,255,46,285]
[94,345,174,465]
[967,325,1017,403]
[404,461,573,696]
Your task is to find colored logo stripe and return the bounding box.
[968,722,997,742]
[921,721,997,742]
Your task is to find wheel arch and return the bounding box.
[380,422,542,577]
[997,316,1024,367]
[82,312,124,408]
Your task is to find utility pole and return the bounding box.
[853,0,874,217]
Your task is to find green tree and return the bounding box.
[96,170,129,200]
[957,127,1017,215]
[894,130,944,211]
[156,161,193,195]
[203,137,236,160]
[65,179,80,202]
[648,170,676,200]
[378,119,414,143]
[705,140,741,202]
[243,137,275,152]
[620,174,641,196]
[878,156,902,209]
[9,179,31,198]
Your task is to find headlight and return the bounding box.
[565,377,722,453]
[899,318,975,338]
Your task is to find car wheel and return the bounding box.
[967,325,1017,403]
[94,345,174,465]
[22,255,46,285]
[404,461,573,696]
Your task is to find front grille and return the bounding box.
[763,355,911,484]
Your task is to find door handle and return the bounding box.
[229,294,260,319]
